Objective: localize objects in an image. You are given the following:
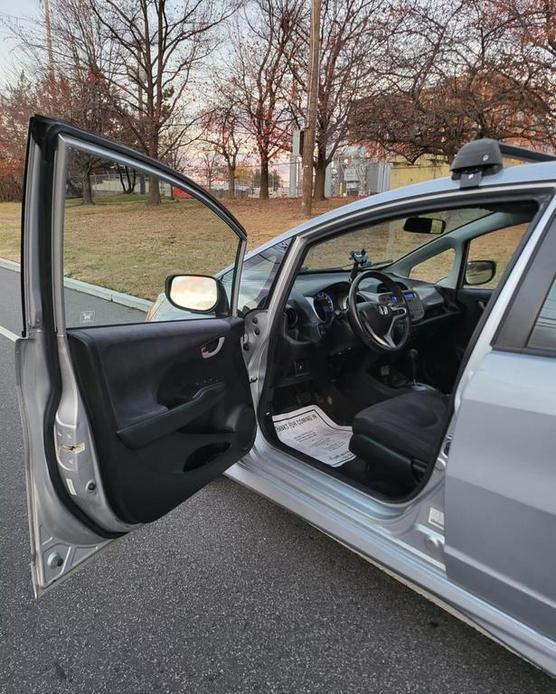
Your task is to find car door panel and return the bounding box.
[68,318,255,524]
[19,116,256,593]
[446,208,556,644]
[445,350,556,640]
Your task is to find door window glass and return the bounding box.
[409,249,456,283]
[62,148,240,328]
[464,224,529,289]
[220,238,291,314]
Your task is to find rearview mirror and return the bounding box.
[465,260,496,286]
[403,217,446,235]
[165,274,227,313]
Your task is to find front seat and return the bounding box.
[349,390,449,492]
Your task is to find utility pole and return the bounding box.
[41,0,55,87]
[301,0,321,217]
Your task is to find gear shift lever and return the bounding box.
[405,348,437,392]
[408,348,419,385]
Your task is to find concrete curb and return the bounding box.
[0,258,20,272]
[0,258,153,312]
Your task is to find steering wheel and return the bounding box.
[348,270,411,352]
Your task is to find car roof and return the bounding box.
[246,161,556,260]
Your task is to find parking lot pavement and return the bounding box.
[0,266,25,336]
[0,264,554,693]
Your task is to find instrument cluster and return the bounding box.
[313,291,336,321]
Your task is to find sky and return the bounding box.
[0,0,41,81]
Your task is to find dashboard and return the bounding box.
[284,271,453,343]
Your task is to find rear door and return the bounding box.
[445,203,556,648]
[17,116,256,595]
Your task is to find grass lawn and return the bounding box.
[0,196,348,300]
[0,202,22,262]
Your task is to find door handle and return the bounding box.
[201,336,225,359]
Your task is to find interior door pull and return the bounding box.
[117,382,226,449]
[201,336,225,359]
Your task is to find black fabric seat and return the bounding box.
[349,390,449,489]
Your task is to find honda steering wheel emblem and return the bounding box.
[378,304,389,316]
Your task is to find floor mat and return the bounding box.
[272,405,355,467]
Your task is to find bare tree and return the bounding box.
[117,164,137,193]
[6,0,131,202]
[229,0,304,199]
[496,0,556,147]
[0,74,46,201]
[197,148,225,191]
[350,0,556,161]
[201,84,250,199]
[85,0,238,204]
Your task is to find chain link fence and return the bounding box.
[183,155,394,199]
[87,155,396,200]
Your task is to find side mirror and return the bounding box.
[165,274,228,314]
[403,217,446,235]
[465,259,497,286]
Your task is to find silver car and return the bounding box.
[17,117,556,677]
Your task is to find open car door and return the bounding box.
[16,116,256,595]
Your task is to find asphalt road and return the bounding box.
[0,264,553,693]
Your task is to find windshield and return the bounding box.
[302,207,494,272]
[220,238,291,314]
